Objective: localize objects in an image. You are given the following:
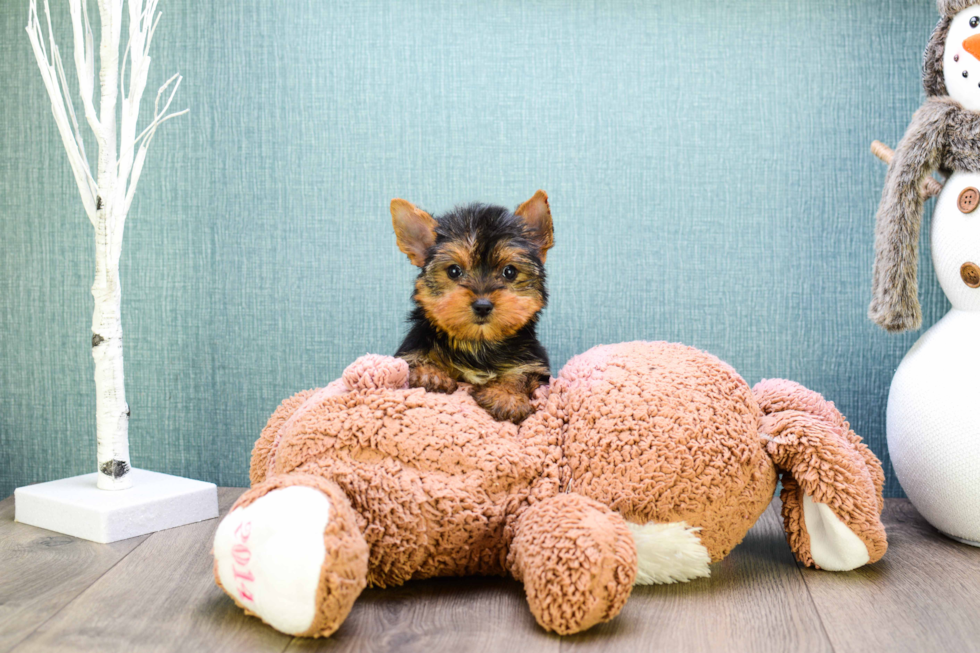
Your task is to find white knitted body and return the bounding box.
[888,174,980,544]
[888,311,980,543]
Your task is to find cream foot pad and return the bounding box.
[213,486,332,635]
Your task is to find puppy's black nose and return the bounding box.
[471,298,494,318]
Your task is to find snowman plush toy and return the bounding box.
[872,0,980,545]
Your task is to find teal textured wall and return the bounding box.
[0,0,945,498]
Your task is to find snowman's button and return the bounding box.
[958,187,980,213]
[961,262,980,288]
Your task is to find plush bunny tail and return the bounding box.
[626,521,711,585]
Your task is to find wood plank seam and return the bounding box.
[5,534,151,653]
[784,515,839,653]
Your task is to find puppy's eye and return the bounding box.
[972,16,979,28]
[447,264,463,279]
[502,265,518,280]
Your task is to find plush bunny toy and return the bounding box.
[872,0,980,331]
[212,341,886,638]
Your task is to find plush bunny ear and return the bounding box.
[754,379,887,571]
[515,190,554,263]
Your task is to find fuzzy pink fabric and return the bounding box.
[548,342,775,561]
[342,354,410,391]
[754,378,887,567]
[227,340,887,637]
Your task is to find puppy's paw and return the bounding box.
[408,364,459,394]
[472,384,535,424]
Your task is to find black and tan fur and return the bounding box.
[391,191,554,423]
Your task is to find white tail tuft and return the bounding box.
[627,521,711,585]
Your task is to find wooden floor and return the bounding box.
[1,490,977,653]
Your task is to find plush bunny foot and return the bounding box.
[508,494,637,635]
[755,379,887,571]
[213,475,369,637]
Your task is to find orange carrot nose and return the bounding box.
[964,34,980,60]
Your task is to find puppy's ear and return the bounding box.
[515,190,554,264]
[391,199,437,267]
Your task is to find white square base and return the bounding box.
[14,469,219,543]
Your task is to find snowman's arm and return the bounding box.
[870,141,944,198]
[870,97,958,332]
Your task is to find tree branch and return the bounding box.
[118,0,154,191]
[123,73,187,215]
[68,0,101,142]
[26,0,97,223]
[52,40,93,186]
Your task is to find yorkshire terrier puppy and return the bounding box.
[391,191,554,424]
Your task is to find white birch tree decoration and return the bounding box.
[25,0,187,490]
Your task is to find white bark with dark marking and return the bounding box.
[26,0,187,490]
